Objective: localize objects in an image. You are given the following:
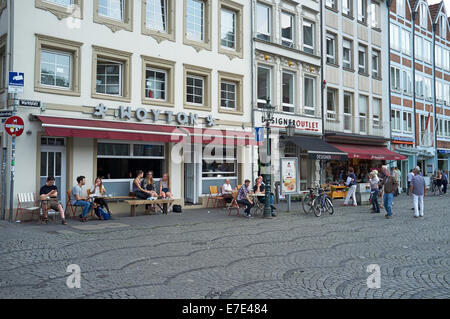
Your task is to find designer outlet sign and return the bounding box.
[93,104,217,127]
[254,109,322,134]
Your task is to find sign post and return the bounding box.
[280,158,300,212]
[6,72,24,222]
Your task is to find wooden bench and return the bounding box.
[125,199,175,216]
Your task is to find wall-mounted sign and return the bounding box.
[255,110,321,134]
[93,104,216,127]
[4,116,24,137]
[280,157,299,195]
[438,149,450,154]
[19,100,41,107]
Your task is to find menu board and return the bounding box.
[280,158,299,195]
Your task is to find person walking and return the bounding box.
[410,168,426,218]
[379,165,398,219]
[407,169,414,195]
[343,167,357,206]
[442,170,448,195]
[369,170,380,214]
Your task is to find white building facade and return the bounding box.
[0,0,255,217]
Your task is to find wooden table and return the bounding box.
[125,199,175,216]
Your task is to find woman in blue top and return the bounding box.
[343,167,358,206]
[133,170,154,199]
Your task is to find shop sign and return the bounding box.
[280,157,299,195]
[93,104,216,127]
[308,153,347,161]
[392,136,414,143]
[255,110,321,134]
[438,149,450,154]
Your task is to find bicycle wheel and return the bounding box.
[325,197,334,215]
[302,194,313,214]
[312,198,322,217]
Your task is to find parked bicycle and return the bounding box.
[311,187,334,217]
[429,177,442,196]
[302,187,317,214]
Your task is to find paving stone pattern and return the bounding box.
[0,194,449,299]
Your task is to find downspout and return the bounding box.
[432,22,437,171]
[320,0,324,142]
[387,1,393,147]
[412,10,417,149]
[250,0,255,182]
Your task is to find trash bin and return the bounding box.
[356,183,371,205]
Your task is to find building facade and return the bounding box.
[0,0,255,215]
[322,0,399,184]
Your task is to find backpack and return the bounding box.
[95,206,111,220]
[173,205,182,213]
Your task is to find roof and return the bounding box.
[409,0,419,11]
[429,2,443,23]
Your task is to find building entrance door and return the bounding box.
[184,146,201,205]
[40,138,66,207]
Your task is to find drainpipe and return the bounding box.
[250,0,255,182]
[432,22,437,171]
[412,10,417,151]
[320,0,324,142]
[387,1,393,148]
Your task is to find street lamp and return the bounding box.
[286,122,296,137]
[261,98,275,218]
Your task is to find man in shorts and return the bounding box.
[40,176,67,225]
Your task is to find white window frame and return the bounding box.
[325,0,336,10]
[327,88,338,120]
[359,95,367,133]
[401,69,412,94]
[220,80,237,110]
[96,59,123,96]
[145,67,168,101]
[282,71,295,113]
[370,1,379,28]
[302,20,314,54]
[396,0,405,18]
[220,7,236,50]
[372,50,380,78]
[303,76,315,114]
[343,39,352,69]
[401,29,411,55]
[186,74,205,106]
[343,92,353,132]
[391,109,401,132]
[390,66,401,92]
[145,0,168,33]
[403,111,412,133]
[358,0,367,24]
[280,11,294,48]
[390,23,400,51]
[420,3,427,29]
[256,2,271,41]
[98,0,124,22]
[40,49,73,90]
[372,98,381,128]
[358,44,367,74]
[186,0,205,42]
[343,0,352,16]
[257,65,272,108]
[326,33,336,64]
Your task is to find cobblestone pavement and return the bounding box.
[0,193,449,299]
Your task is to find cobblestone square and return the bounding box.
[0,194,449,299]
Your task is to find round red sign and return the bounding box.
[4,116,25,137]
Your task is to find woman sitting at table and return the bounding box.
[90,177,112,216]
[133,170,154,200]
[142,171,158,198]
[159,173,173,199]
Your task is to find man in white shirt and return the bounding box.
[222,179,233,204]
[407,169,414,195]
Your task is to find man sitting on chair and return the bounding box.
[39,176,67,225]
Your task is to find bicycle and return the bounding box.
[311,188,334,217]
[429,178,442,196]
[302,187,318,214]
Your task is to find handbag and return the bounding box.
[173,205,182,213]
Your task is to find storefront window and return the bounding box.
[97,141,165,179]
[202,146,237,178]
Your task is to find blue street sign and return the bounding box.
[255,127,264,142]
[8,72,24,93]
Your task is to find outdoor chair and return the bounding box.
[65,190,82,220]
[206,186,224,208]
[227,191,242,217]
[15,192,40,223]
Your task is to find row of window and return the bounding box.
[35,34,243,112]
[326,88,382,133]
[391,109,413,133]
[37,0,243,58]
[437,118,450,138]
[256,65,317,116]
[255,2,317,54]
[326,33,381,77]
[325,0,381,28]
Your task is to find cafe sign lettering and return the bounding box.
[93,104,216,127]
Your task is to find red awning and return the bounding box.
[37,116,258,146]
[329,143,407,160]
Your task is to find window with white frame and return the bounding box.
[390,66,400,91]
[396,0,405,18]
[98,0,124,21]
[186,0,205,42]
[257,66,271,108]
[327,88,337,120]
[326,33,336,64]
[304,76,315,115]
[373,98,381,127]
[390,23,400,51]
[343,0,352,16]
[220,80,236,109]
[256,2,271,41]
[403,111,412,133]
[424,77,431,99]
[40,49,72,89]
[146,0,168,32]
[420,3,427,29]
[415,35,422,60]
[326,0,337,10]
[186,74,204,105]
[358,0,367,24]
[436,46,443,68]
[96,60,122,95]
[437,118,444,137]
[343,92,352,131]
[440,16,446,38]
[358,44,367,73]
[97,141,165,179]
[282,71,295,113]
[436,81,443,101]
[391,109,401,131]
[423,39,431,63]
[303,20,314,54]
[280,12,294,48]
[202,146,237,178]
[372,49,380,78]
[401,29,411,55]
[45,0,74,7]
[145,67,167,100]
[359,95,367,133]
[401,69,412,94]
[415,74,423,97]
[370,1,380,28]
[221,7,236,50]
[343,39,352,69]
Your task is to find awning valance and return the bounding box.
[286,136,348,160]
[330,143,407,160]
[37,116,258,146]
